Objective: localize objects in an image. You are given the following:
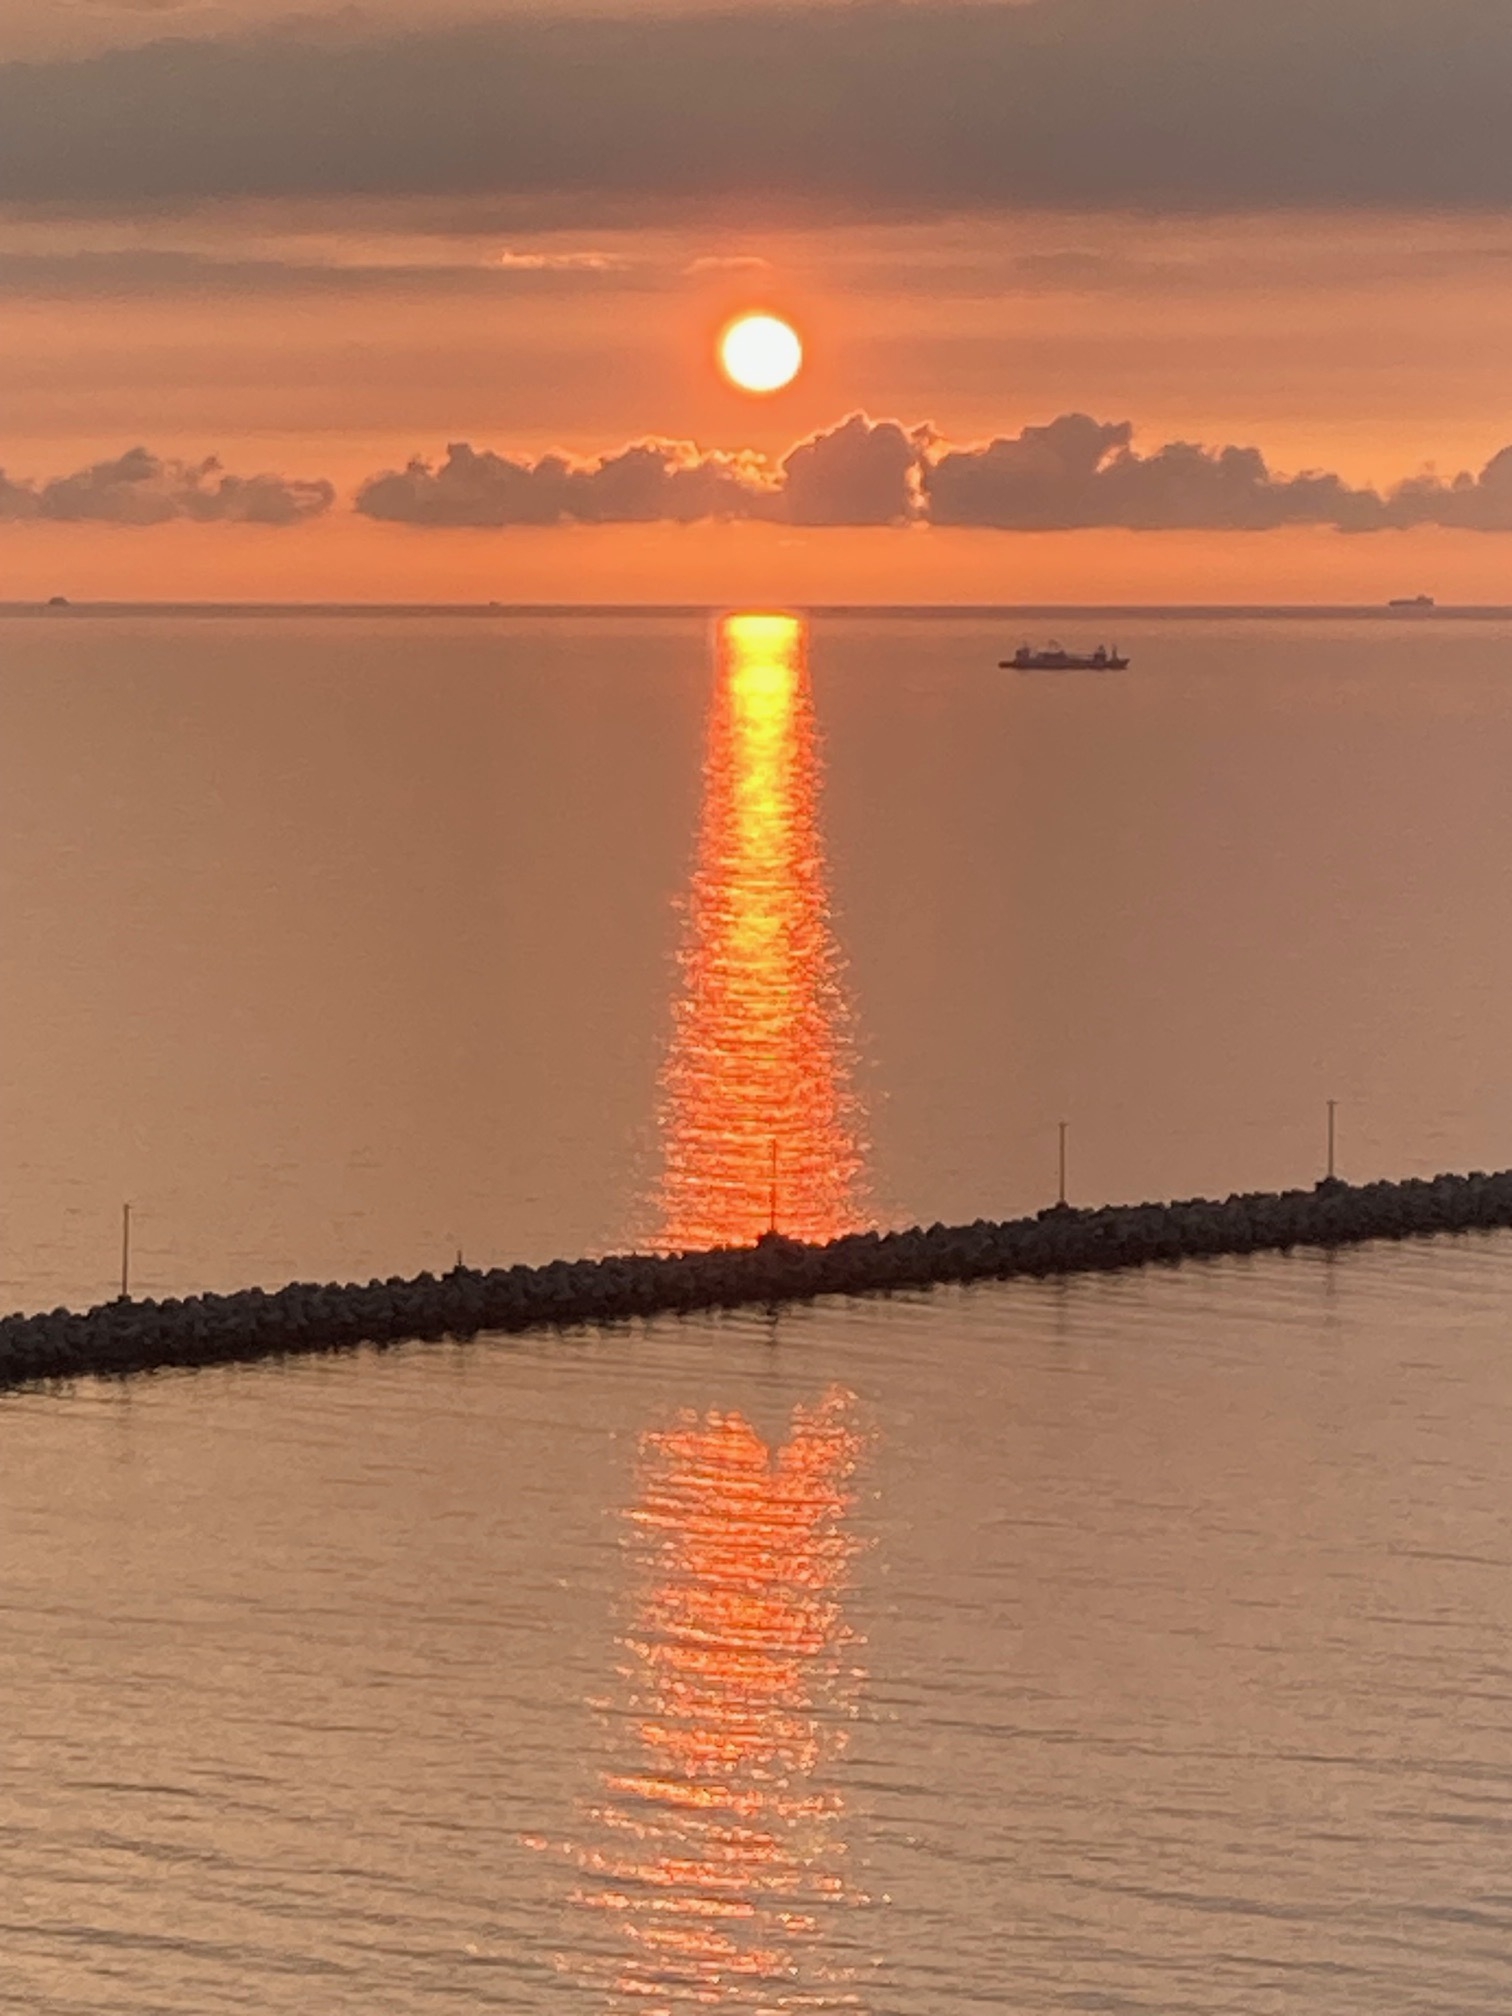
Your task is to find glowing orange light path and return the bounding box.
[656,613,866,1251]
[579,1388,869,2010]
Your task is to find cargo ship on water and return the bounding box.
[1001,641,1129,671]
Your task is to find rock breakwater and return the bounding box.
[4,1168,1511,1390]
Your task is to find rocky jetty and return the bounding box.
[3,1168,1511,1390]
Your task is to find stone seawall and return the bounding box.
[3,1168,1510,1390]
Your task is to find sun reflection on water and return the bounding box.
[576,1387,872,2012]
[553,618,876,2006]
[655,612,866,1251]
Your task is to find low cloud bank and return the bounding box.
[356,414,1512,535]
[10,422,1512,535]
[920,415,1512,532]
[0,448,334,525]
[355,439,779,528]
[355,416,928,529]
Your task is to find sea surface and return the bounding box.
[3,609,1512,2011]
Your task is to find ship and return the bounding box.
[1000,641,1129,671]
[1387,594,1435,609]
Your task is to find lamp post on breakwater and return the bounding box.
[13,1161,1512,1390]
[1327,1099,1338,1183]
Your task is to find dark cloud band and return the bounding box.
[355,415,1512,535]
[2,0,1511,210]
[0,449,334,525]
[10,418,1512,534]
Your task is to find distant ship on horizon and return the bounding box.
[1387,593,1435,609]
[1001,641,1129,671]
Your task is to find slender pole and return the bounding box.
[1058,1121,1068,1207]
[120,1201,132,1300]
[769,1138,779,1236]
[1326,1099,1337,1182]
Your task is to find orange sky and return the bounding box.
[5,517,1503,609]
[6,209,1512,473]
[6,3,1512,600]
[5,208,1512,603]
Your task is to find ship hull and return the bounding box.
[1000,653,1129,671]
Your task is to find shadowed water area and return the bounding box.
[4,610,1512,2009]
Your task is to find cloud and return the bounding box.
[923,415,1391,532]
[0,447,334,524]
[924,421,1512,534]
[355,414,1512,536]
[66,0,191,12]
[13,418,1512,537]
[940,424,1512,534]
[779,413,923,527]
[495,248,630,272]
[354,416,924,530]
[0,247,662,301]
[4,0,1512,211]
[1386,449,1512,533]
[0,471,40,522]
[355,438,777,528]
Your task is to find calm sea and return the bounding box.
[3,609,1512,2011]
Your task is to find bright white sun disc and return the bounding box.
[719,314,803,393]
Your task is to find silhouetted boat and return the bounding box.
[1001,641,1128,671]
[1388,594,1435,609]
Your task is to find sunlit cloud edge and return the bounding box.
[10,415,1512,535]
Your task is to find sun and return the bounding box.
[719,313,803,394]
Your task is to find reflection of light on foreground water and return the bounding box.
[656,613,866,1251]
[571,1388,872,2012]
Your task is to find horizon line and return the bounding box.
[3,601,1511,621]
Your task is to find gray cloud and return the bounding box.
[13,418,1512,536]
[0,248,659,300]
[355,413,1512,535]
[3,1,1512,211]
[924,422,1512,534]
[0,447,334,524]
[354,416,926,530]
[1387,449,1512,533]
[0,470,40,521]
[924,415,1391,532]
[355,438,777,528]
[780,413,922,527]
